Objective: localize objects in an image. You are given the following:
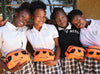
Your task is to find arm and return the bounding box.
[53,37,61,61]
[0,18,7,26]
[0,59,27,72]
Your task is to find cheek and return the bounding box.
[43,18,46,22]
[56,21,60,26]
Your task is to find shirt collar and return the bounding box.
[31,23,47,32]
[6,21,27,31]
[6,22,19,31]
[58,22,72,30]
[86,19,94,28]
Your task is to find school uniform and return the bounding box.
[80,19,100,74]
[0,22,35,74]
[27,23,63,74]
[58,22,84,74]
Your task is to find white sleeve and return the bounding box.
[0,29,2,50]
[51,25,59,38]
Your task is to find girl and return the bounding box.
[68,9,100,74]
[0,2,35,74]
[27,1,63,74]
[51,8,84,74]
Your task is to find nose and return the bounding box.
[76,23,81,28]
[23,18,28,25]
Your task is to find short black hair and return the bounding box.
[15,2,30,14]
[51,7,66,20]
[68,9,83,22]
[30,1,46,14]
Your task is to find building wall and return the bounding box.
[77,0,100,20]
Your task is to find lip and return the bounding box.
[78,24,83,28]
[19,21,24,26]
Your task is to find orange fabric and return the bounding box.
[65,45,85,59]
[86,46,100,59]
[6,49,30,69]
[33,49,55,62]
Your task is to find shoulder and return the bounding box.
[46,23,57,30]
[93,20,100,24]
[0,23,7,30]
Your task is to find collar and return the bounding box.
[58,22,72,30]
[6,22,19,31]
[86,19,94,28]
[6,22,27,31]
[31,23,47,32]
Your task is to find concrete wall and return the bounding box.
[77,0,100,20]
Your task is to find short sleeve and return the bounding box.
[0,29,2,50]
[51,25,59,38]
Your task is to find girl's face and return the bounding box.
[13,10,30,27]
[71,15,86,29]
[54,11,68,28]
[32,9,46,28]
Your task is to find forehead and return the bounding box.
[72,15,82,20]
[55,11,66,17]
[18,10,30,16]
[33,9,45,15]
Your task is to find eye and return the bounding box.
[43,51,46,54]
[21,51,27,55]
[70,49,75,53]
[14,53,18,56]
[97,52,100,55]
[78,50,81,52]
[89,52,94,55]
[7,56,12,62]
[49,52,53,56]
[35,51,40,55]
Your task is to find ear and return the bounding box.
[14,12,18,17]
[81,14,85,18]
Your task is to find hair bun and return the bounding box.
[20,2,30,9]
[30,1,46,14]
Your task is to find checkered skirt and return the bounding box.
[84,56,100,74]
[34,59,63,74]
[61,57,84,74]
[2,57,35,74]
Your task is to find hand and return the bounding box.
[6,62,27,72]
[95,58,100,62]
[43,60,58,66]
[77,57,85,63]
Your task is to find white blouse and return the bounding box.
[80,19,100,47]
[0,22,27,57]
[27,23,59,51]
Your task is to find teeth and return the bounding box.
[20,22,23,25]
[40,22,43,23]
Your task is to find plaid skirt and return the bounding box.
[61,57,84,74]
[34,59,63,74]
[84,56,100,74]
[2,57,35,74]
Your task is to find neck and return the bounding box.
[64,23,69,29]
[12,20,17,27]
[34,24,42,31]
